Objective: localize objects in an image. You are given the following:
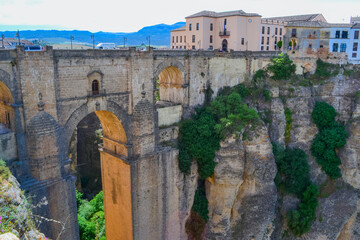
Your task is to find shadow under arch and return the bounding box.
[156,66,185,104]
[65,104,133,240]
[0,81,15,131]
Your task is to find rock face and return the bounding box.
[195,76,360,240]
[0,174,47,240]
[205,124,277,239]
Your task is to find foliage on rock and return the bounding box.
[284,108,292,145]
[287,184,319,236]
[272,145,318,236]
[267,53,296,80]
[191,185,209,222]
[311,101,348,179]
[178,84,259,179]
[77,190,106,240]
[314,59,340,79]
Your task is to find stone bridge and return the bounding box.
[0,46,276,240]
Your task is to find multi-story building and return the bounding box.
[260,14,326,51]
[170,10,262,51]
[171,10,327,52]
[284,17,360,64]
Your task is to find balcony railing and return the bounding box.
[87,89,106,97]
[219,31,230,36]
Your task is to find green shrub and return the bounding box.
[77,191,106,240]
[314,59,340,79]
[287,184,319,236]
[277,40,283,49]
[192,185,209,222]
[273,144,310,197]
[0,159,10,180]
[311,102,347,179]
[267,53,296,80]
[285,108,292,145]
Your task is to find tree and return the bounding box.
[267,53,296,80]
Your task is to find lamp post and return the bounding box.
[123,37,127,48]
[146,36,150,50]
[16,30,20,45]
[70,35,74,49]
[91,34,95,49]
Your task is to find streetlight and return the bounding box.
[70,35,74,49]
[91,34,95,49]
[146,36,151,50]
[16,30,20,45]
[123,37,127,48]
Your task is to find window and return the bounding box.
[210,23,213,31]
[352,53,357,58]
[308,43,312,48]
[340,43,347,52]
[192,35,195,43]
[192,45,195,49]
[275,36,277,44]
[267,37,269,45]
[241,38,244,45]
[196,23,199,30]
[92,80,99,95]
[209,45,213,50]
[275,28,278,35]
[267,27,270,34]
[342,31,348,39]
[335,31,340,38]
[355,31,359,39]
[332,43,339,52]
[176,46,178,49]
[184,46,186,49]
[320,45,323,48]
[210,35,213,43]
[262,26,265,34]
[180,36,182,43]
[224,19,227,25]
[280,37,282,41]
[353,42,358,51]
[176,36,178,43]
[261,46,264,51]
[266,46,269,51]
[291,29,296,37]
[280,28,283,35]
[172,46,174,49]
[172,36,174,43]
[261,36,264,44]
[184,36,186,43]
[189,24,192,31]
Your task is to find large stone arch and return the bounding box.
[0,69,13,95]
[63,100,130,151]
[154,60,187,104]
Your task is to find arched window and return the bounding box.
[92,80,99,95]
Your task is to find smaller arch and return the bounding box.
[157,66,185,104]
[0,81,15,131]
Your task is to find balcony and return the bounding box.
[219,30,230,36]
[87,89,106,97]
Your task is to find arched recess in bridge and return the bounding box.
[0,81,15,132]
[68,110,132,240]
[157,66,185,104]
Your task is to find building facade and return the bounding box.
[170,10,262,51]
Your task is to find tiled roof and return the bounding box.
[170,26,186,32]
[286,21,352,28]
[186,10,261,19]
[264,14,324,23]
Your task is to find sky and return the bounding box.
[0,0,359,33]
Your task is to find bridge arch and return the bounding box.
[154,60,186,104]
[0,80,15,131]
[64,101,133,240]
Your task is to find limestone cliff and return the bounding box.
[181,75,360,240]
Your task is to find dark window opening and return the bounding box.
[353,42,358,51]
[92,80,100,95]
[196,23,199,30]
[241,38,244,45]
[342,31,348,39]
[333,43,339,52]
[189,24,192,31]
[262,26,265,34]
[210,23,213,31]
[291,29,296,37]
[352,53,357,58]
[335,30,340,38]
[355,31,359,39]
[210,35,213,43]
[340,43,347,52]
[192,35,195,43]
[267,27,270,34]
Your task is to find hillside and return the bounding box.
[0,22,186,47]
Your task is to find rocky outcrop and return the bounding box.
[205,124,277,239]
[0,174,47,240]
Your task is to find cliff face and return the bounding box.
[188,76,360,239]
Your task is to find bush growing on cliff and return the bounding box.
[178,84,259,179]
[311,101,347,179]
[314,59,340,79]
[267,53,296,80]
[0,159,11,181]
[287,184,319,236]
[273,144,310,197]
[77,191,106,240]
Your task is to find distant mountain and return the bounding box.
[0,22,186,47]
